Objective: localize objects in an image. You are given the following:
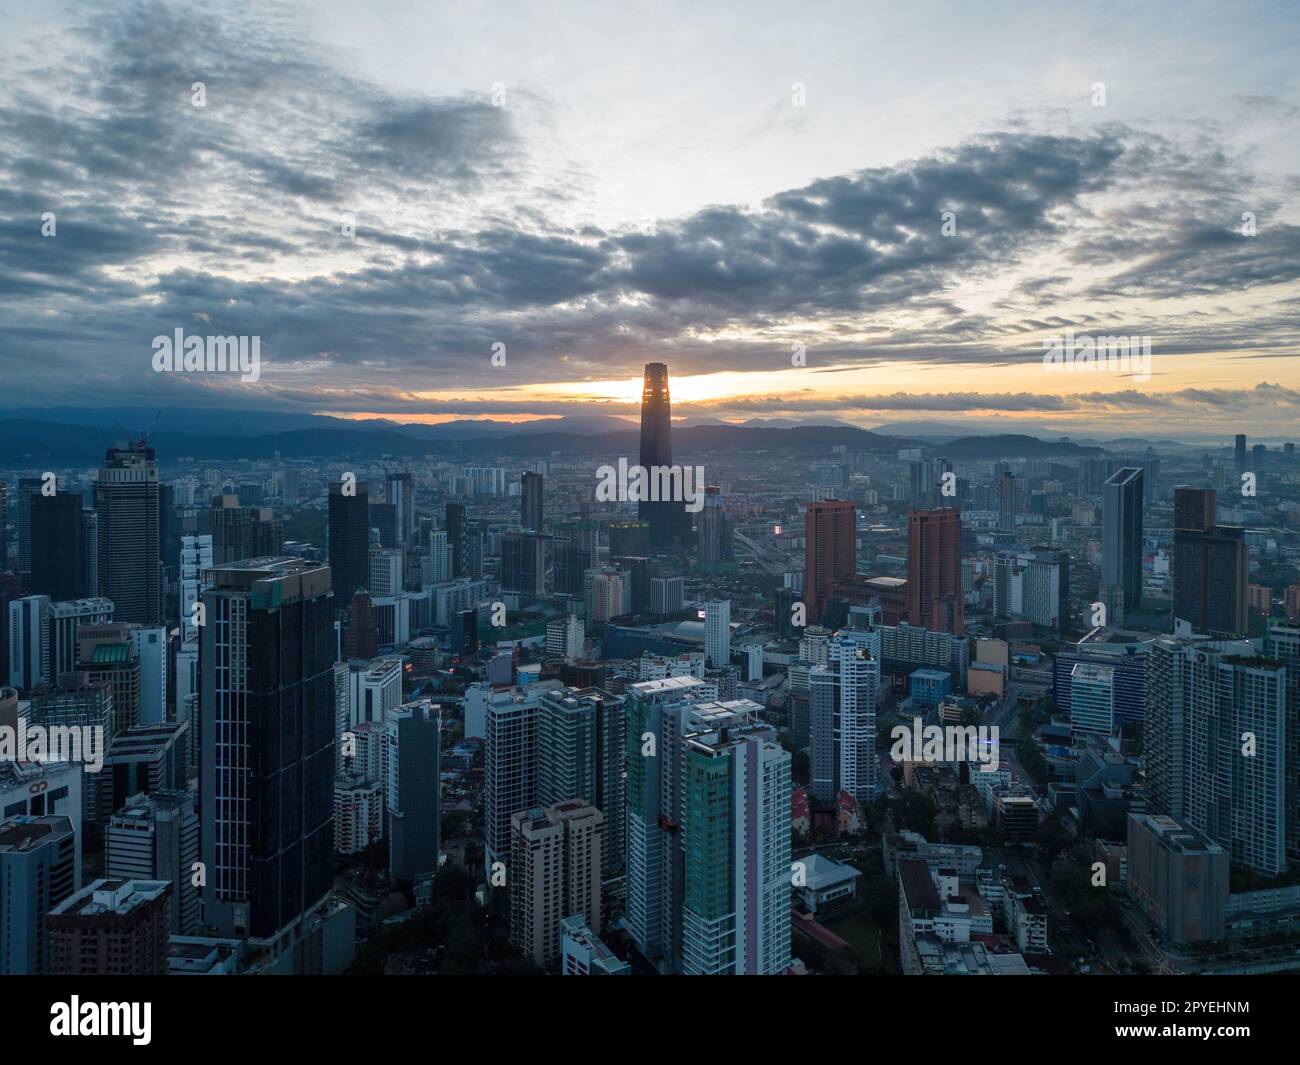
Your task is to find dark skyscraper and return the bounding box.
[1172,486,1248,637]
[328,478,370,604]
[638,362,688,549]
[501,531,546,597]
[445,503,466,578]
[997,469,1017,535]
[907,507,964,634]
[385,469,415,548]
[94,442,161,625]
[199,557,335,949]
[804,499,856,626]
[698,485,734,568]
[1235,434,1247,470]
[386,700,442,883]
[209,495,283,565]
[521,471,544,532]
[1101,467,1144,626]
[29,492,85,600]
[16,477,43,577]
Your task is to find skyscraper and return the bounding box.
[445,502,467,578]
[906,507,964,634]
[537,686,626,876]
[94,442,161,625]
[1172,486,1248,637]
[698,485,734,568]
[209,495,283,565]
[804,499,856,626]
[510,800,604,967]
[385,469,415,547]
[29,492,85,600]
[1145,636,1287,876]
[997,469,1017,534]
[501,531,546,598]
[386,699,442,882]
[638,362,688,549]
[199,558,335,950]
[704,599,731,669]
[520,471,544,533]
[680,705,791,975]
[328,478,370,605]
[1101,467,1144,626]
[105,791,200,935]
[1235,433,1247,471]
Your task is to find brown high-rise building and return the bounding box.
[509,800,604,967]
[906,508,964,634]
[1172,486,1248,637]
[804,500,856,626]
[48,878,172,975]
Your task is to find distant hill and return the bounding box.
[937,434,1107,459]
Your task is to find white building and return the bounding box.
[704,600,731,670]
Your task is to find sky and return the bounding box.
[1,0,1298,441]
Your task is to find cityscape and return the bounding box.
[0,0,1297,1021]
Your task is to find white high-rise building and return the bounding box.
[368,548,403,598]
[830,629,881,802]
[128,627,168,726]
[546,614,585,659]
[704,600,731,670]
[8,595,50,691]
[348,657,404,729]
[179,535,212,642]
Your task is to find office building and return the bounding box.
[1172,486,1249,637]
[199,558,335,952]
[520,471,544,532]
[997,468,1016,534]
[1127,813,1228,944]
[94,441,161,625]
[0,815,78,974]
[907,508,964,634]
[328,479,370,605]
[537,686,626,875]
[48,878,171,975]
[386,700,442,882]
[650,575,684,615]
[8,594,50,691]
[385,470,415,547]
[698,486,734,568]
[501,531,546,598]
[704,599,731,669]
[333,772,383,855]
[546,614,585,659]
[804,499,855,627]
[1069,662,1116,739]
[209,495,283,565]
[49,599,116,685]
[638,363,689,549]
[29,492,85,599]
[1100,467,1143,625]
[105,791,200,935]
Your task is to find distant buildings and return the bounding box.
[94,442,161,625]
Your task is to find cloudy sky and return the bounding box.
[2,0,1298,440]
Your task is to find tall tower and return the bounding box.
[1172,486,1248,637]
[95,442,161,625]
[199,557,335,950]
[804,499,856,627]
[705,600,731,669]
[520,471,544,533]
[906,507,964,634]
[638,363,688,549]
[385,470,415,548]
[29,492,85,600]
[386,699,442,883]
[328,478,370,607]
[1101,467,1144,625]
